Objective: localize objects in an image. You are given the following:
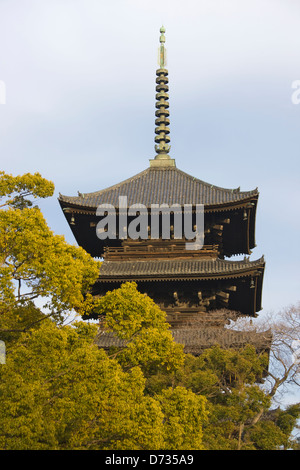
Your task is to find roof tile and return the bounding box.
[59,167,258,208]
[98,256,265,280]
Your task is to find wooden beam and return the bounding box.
[216,291,230,300]
[225,286,237,292]
[205,294,216,301]
[212,224,224,231]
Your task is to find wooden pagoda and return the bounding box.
[59,27,270,354]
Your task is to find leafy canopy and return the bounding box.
[0,312,206,450]
[1,171,299,450]
[82,282,185,374]
[0,320,165,450]
[0,171,100,325]
[0,171,55,209]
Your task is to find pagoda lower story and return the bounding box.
[93,240,265,325]
[88,239,269,356]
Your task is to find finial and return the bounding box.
[160,26,166,42]
[158,25,167,69]
[149,27,176,167]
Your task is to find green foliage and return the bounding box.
[0,317,208,450]
[118,327,184,374]
[0,302,45,345]
[157,386,207,450]
[0,172,100,324]
[83,282,185,374]
[249,421,287,450]
[84,282,169,339]
[0,171,55,209]
[197,343,268,390]
[0,206,100,315]
[0,320,164,450]
[145,345,279,450]
[1,171,298,450]
[249,404,300,450]
[86,281,299,451]
[0,174,206,450]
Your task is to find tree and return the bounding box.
[263,304,300,400]
[0,171,55,209]
[81,282,185,375]
[225,303,300,402]
[249,404,300,450]
[0,171,100,339]
[0,320,165,450]
[157,386,207,450]
[0,305,207,450]
[1,171,299,450]
[0,172,208,450]
[157,344,271,450]
[222,304,300,448]
[145,339,300,450]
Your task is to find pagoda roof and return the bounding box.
[97,256,265,282]
[94,327,272,355]
[58,166,258,210]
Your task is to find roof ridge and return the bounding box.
[170,166,257,194]
[58,165,259,207]
[104,256,265,266]
[59,165,258,201]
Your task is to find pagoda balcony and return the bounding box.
[103,241,219,261]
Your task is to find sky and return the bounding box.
[0,0,300,321]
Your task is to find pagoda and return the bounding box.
[59,27,269,355]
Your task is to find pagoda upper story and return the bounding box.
[59,164,259,259]
[59,26,258,260]
[59,27,265,323]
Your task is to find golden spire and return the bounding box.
[158,25,167,68]
[150,27,176,168]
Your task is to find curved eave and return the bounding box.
[97,258,265,283]
[58,166,259,211]
[95,328,272,354]
[58,194,259,214]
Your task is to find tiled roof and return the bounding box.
[171,328,271,354]
[98,256,265,282]
[94,328,272,354]
[59,166,258,209]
